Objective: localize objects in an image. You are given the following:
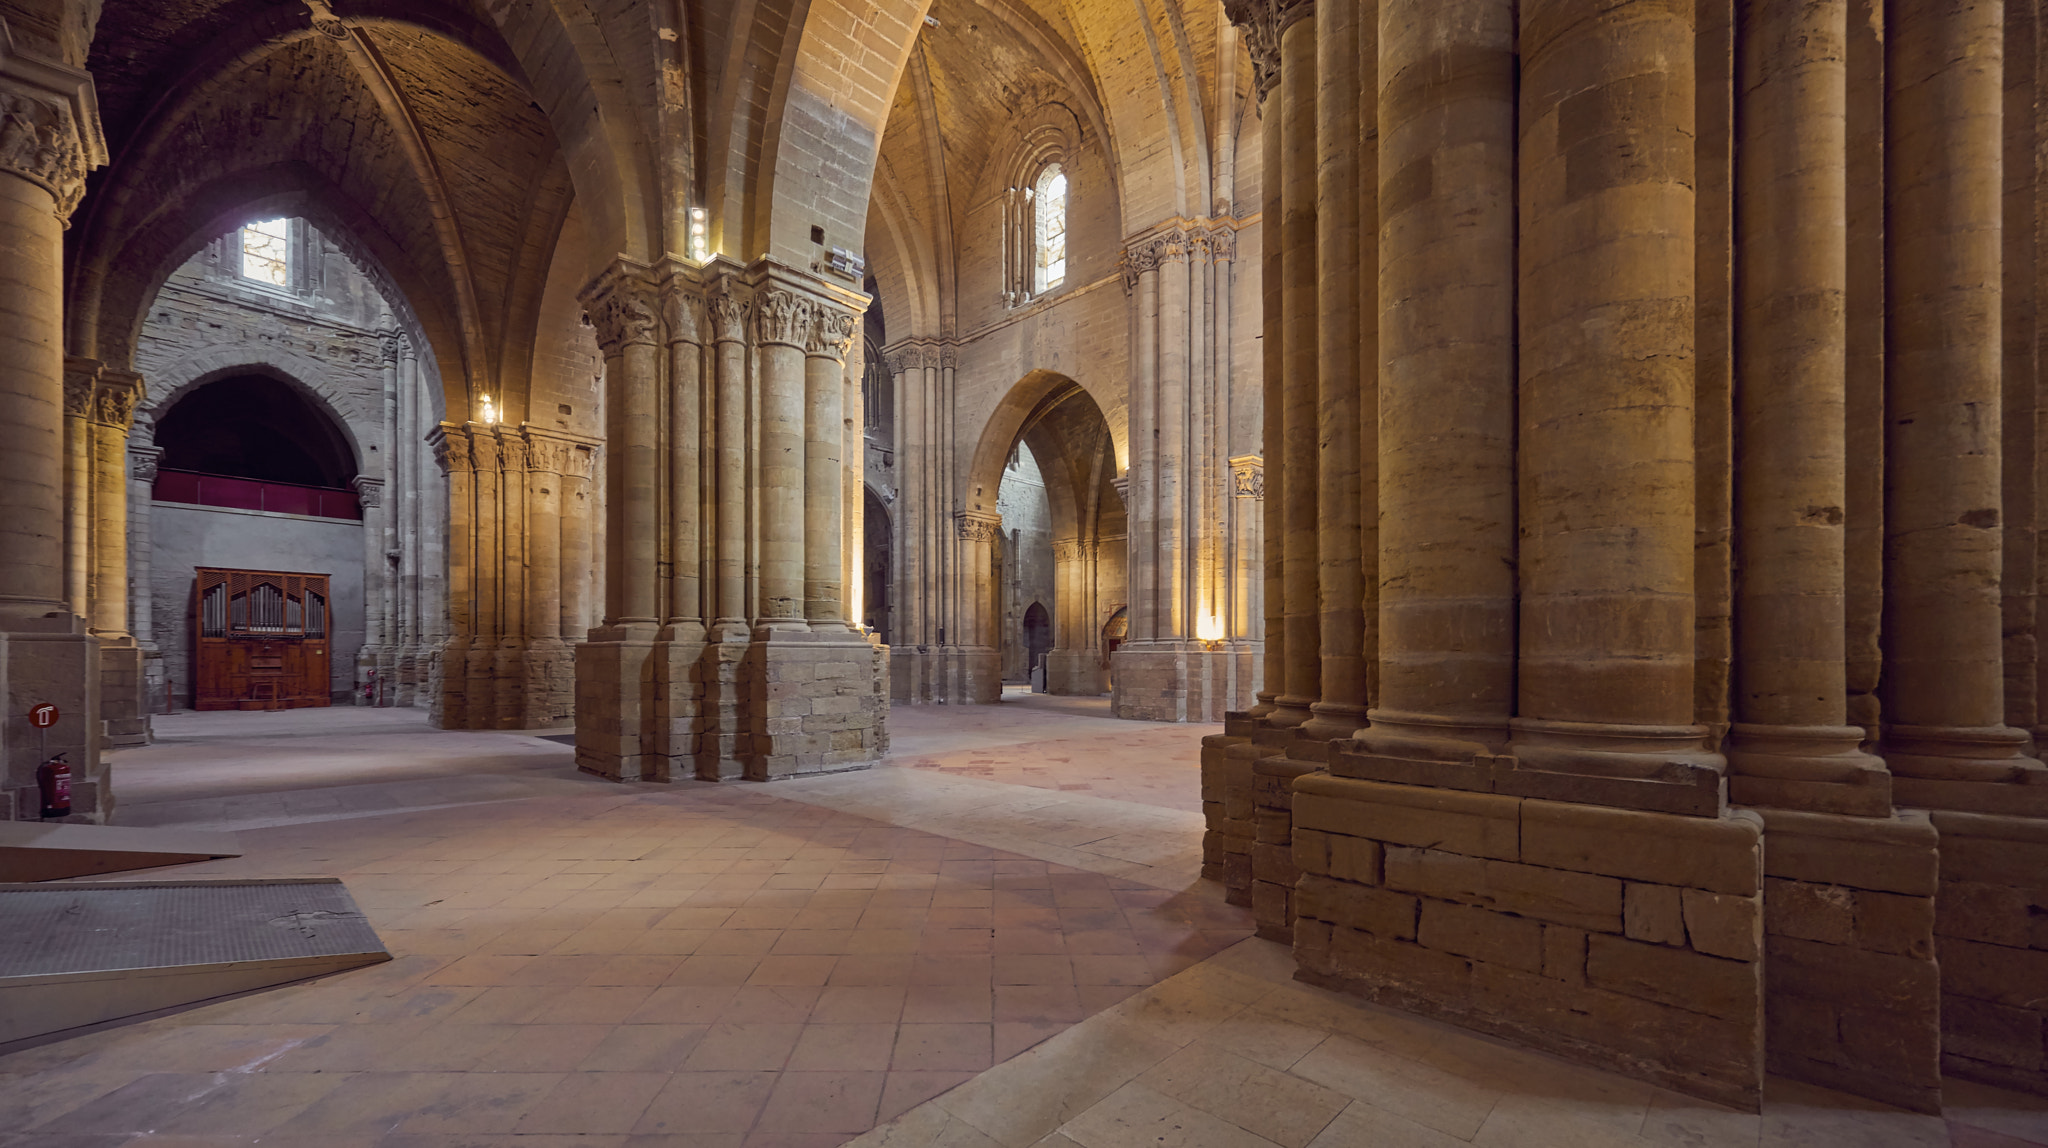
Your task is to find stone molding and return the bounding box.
[129,446,162,483]
[1051,538,1093,562]
[433,422,601,480]
[579,260,661,354]
[956,511,1002,543]
[881,341,958,375]
[0,19,107,223]
[351,475,385,508]
[661,274,706,346]
[1121,220,1239,292]
[1230,454,1265,499]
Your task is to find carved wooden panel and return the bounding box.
[191,567,332,711]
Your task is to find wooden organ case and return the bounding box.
[192,568,333,710]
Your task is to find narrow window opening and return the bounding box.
[241,219,291,287]
[1034,165,1067,292]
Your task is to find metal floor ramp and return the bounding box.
[0,878,391,1043]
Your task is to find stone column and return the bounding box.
[60,358,91,618]
[957,513,1001,651]
[1274,3,1320,731]
[1157,233,1190,646]
[466,430,500,724]
[707,277,750,639]
[1301,0,1362,753]
[128,441,162,713]
[1881,0,2048,813]
[1348,0,1517,776]
[86,370,145,745]
[1509,0,1722,812]
[1723,0,1890,815]
[575,262,663,778]
[494,432,528,729]
[0,27,106,818]
[524,432,568,725]
[844,349,864,630]
[375,334,401,699]
[351,474,386,705]
[397,340,422,705]
[559,444,595,646]
[1126,247,1160,644]
[663,270,706,639]
[804,300,856,630]
[430,426,471,728]
[1256,39,1283,723]
[755,288,809,630]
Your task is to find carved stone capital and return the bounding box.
[1051,538,1085,563]
[496,432,528,473]
[1221,0,1308,102]
[523,430,574,475]
[1230,454,1264,499]
[578,261,660,355]
[805,302,858,360]
[707,278,749,343]
[61,356,96,418]
[92,370,144,430]
[0,23,107,225]
[351,475,385,508]
[381,330,403,365]
[431,426,471,474]
[883,346,914,377]
[130,446,162,483]
[754,288,808,348]
[939,344,957,371]
[661,275,705,345]
[956,512,1002,544]
[563,444,597,479]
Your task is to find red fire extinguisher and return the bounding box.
[36,752,71,819]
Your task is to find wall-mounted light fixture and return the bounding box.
[478,393,498,425]
[1196,614,1224,652]
[689,207,710,263]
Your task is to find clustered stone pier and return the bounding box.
[1204,0,2048,1115]
[573,256,888,783]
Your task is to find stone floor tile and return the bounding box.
[1290,1033,1503,1142]
[1757,1079,1950,1148]
[829,954,920,986]
[1637,1087,1761,1148]
[993,984,1085,1024]
[532,984,658,1024]
[788,1023,901,1071]
[579,1023,711,1071]
[993,954,1074,986]
[77,1071,352,1136]
[634,1071,782,1135]
[697,931,784,956]
[904,984,995,1024]
[893,1024,995,1072]
[718,985,825,1023]
[812,985,910,1024]
[513,1070,669,1134]
[468,1023,612,1071]
[1302,1101,1461,1148]
[931,1018,1180,1148]
[669,954,768,984]
[1944,1079,2048,1146]
[1056,1080,1284,1148]
[753,1070,888,1134]
[1137,1043,1350,1148]
[877,1070,979,1124]
[683,1022,807,1071]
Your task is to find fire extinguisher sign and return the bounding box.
[29,704,58,729]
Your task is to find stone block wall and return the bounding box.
[1289,774,1765,1110]
[1758,810,1942,1112]
[1934,812,2048,1095]
[741,636,890,780]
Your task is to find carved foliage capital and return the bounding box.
[1230,455,1264,499]
[580,264,660,355]
[524,432,572,475]
[351,475,385,507]
[131,448,161,482]
[0,78,96,221]
[563,444,597,479]
[432,427,471,474]
[956,513,1002,543]
[662,277,705,345]
[61,359,95,418]
[1221,0,1308,102]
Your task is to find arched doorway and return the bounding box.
[1022,601,1053,688]
[149,372,366,709]
[864,486,892,642]
[959,375,1125,699]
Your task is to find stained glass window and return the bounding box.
[241,218,290,286]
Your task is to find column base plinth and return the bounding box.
[97,638,149,748]
[1044,648,1107,696]
[1293,703,1368,763]
[1335,709,1507,786]
[1726,724,1891,815]
[2,622,104,822]
[431,636,469,728]
[740,633,887,781]
[1881,725,2048,815]
[573,637,661,781]
[1503,717,1727,816]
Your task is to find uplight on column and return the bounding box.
[477,393,498,425]
[689,207,710,263]
[1196,613,1224,651]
